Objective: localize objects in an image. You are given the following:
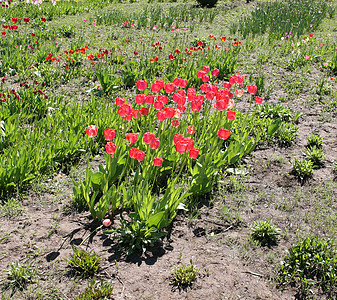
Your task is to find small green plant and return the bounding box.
[65,247,101,277]
[275,122,298,146]
[304,146,325,167]
[0,199,23,217]
[75,279,114,300]
[171,260,199,290]
[250,220,281,247]
[307,134,323,148]
[277,237,337,297]
[291,158,314,182]
[4,262,35,290]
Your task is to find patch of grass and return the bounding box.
[250,220,281,247]
[304,146,325,167]
[75,279,114,300]
[291,158,314,182]
[277,237,337,298]
[65,247,101,278]
[4,261,36,291]
[275,122,298,146]
[171,260,199,290]
[306,133,323,148]
[0,198,23,217]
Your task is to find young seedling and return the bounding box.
[171,260,199,290]
[65,247,101,278]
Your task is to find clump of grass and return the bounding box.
[304,146,325,167]
[306,134,323,148]
[4,262,35,291]
[171,260,199,290]
[0,198,23,217]
[250,220,281,247]
[277,237,337,297]
[291,158,314,182]
[75,279,114,300]
[65,247,101,278]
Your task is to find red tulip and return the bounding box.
[105,142,117,155]
[140,107,149,115]
[154,157,163,166]
[180,79,187,88]
[118,104,132,117]
[129,147,138,158]
[143,132,155,144]
[150,138,160,149]
[175,141,188,153]
[126,133,137,144]
[145,94,154,105]
[255,96,263,104]
[41,17,46,22]
[218,128,231,140]
[206,91,215,101]
[135,94,145,105]
[136,80,147,91]
[151,82,162,93]
[227,110,236,120]
[224,82,231,89]
[164,83,175,93]
[24,18,29,23]
[171,119,181,128]
[157,110,166,121]
[197,70,205,79]
[115,97,125,106]
[12,18,18,23]
[202,75,209,83]
[173,77,181,87]
[154,100,163,110]
[212,68,219,77]
[202,65,210,73]
[132,109,141,119]
[157,94,169,104]
[134,51,138,55]
[187,126,196,135]
[104,128,115,141]
[86,125,98,138]
[136,150,145,161]
[163,107,175,119]
[248,85,257,95]
[189,148,199,159]
[191,100,202,112]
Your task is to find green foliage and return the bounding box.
[277,237,337,297]
[65,247,101,277]
[292,158,314,182]
[171,260,199,290]
[75,279,114,300]
[4,262,35,290]
[306,134,323,148]
[230,0,332,41]
[0,199,23,217]
[253,103,302,123]
[250,220,281,247]
[274,122,298,146]
[105,181,188,255]
[304,146,325,167]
